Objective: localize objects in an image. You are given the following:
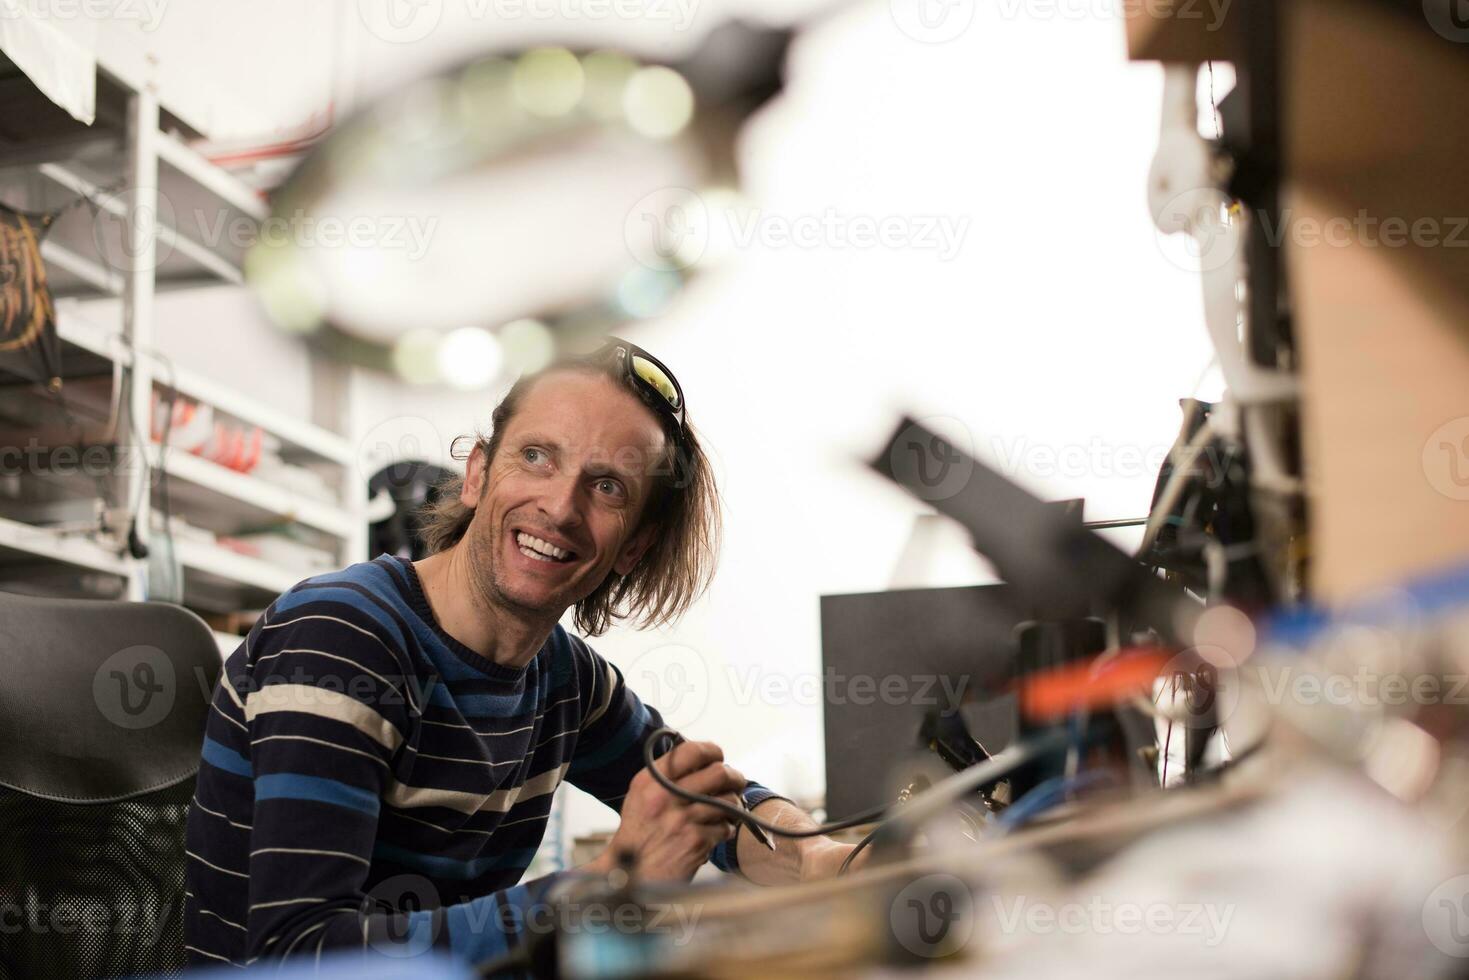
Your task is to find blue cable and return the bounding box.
[993,769,1118,835]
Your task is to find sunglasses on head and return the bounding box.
[586,336,687,436]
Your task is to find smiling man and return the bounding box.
[183,337,862,969]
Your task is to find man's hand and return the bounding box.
[734,798,872,884]
[590,739,746,882]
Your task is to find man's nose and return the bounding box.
[537,471,584,530]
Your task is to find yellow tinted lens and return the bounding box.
[632,354,680,409]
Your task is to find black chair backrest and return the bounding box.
[0,592,222,979]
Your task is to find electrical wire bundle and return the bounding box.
[0,207,61,392]
[1138,396,1304,616]
[636,727,1069,879]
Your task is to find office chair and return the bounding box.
[0,591,221,979]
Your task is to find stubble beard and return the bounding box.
[463,508,566,626]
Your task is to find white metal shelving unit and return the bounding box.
[0,63,368,626]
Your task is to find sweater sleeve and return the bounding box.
[233,601,566,968]
[561,636,789,875]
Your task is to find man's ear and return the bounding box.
[460,444,489,508]
[613,521,657,576]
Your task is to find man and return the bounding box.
[183,337,863,968]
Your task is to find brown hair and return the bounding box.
[418,361,721,637]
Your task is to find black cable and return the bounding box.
[837,824,880,876]
[121,349,182,595]
[642,727,1064,845]
[642,728,890,839]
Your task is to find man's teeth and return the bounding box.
[516,532,572,562]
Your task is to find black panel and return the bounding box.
[820,584,1024,817]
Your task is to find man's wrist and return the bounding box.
[799,834,863,881]
[795,837,852,882]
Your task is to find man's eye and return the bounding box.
[523,447,546,465]
[595,478,625,497]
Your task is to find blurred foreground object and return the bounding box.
[246,21,796,386]
[1132,0,1469,603]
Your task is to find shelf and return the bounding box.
[40,239,124,296]
[160,359,354,466]
[174,535,300,603]
[0,47,265,302]
[30,161,248,292]
[52,308,354,468]
[150,448,353,539]
[10,139,261,299]
[0,515,129,578]
[52,304,130,374]
[155,130,268,223]
[1,66,365,607]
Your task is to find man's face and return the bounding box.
[459,370,668,621]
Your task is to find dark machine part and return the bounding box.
[918,707,1010,811]
[1008,618,1111,798]
[368,461,455,562]
[1140,400,1276,612]
[1217,0,1292,373]
[869,422,1185,791]
[819,584,1022,817]
[1136,400,1266,776]
[869,417,1197,647]
[1181,655,1222,782]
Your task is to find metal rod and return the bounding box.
[1083,518,1150,530]
[123,88,159,601]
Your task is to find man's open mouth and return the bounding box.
[513,530,577,564]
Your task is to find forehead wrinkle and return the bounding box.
[509,373,667,474]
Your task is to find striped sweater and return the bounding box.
[183,555,778,968]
